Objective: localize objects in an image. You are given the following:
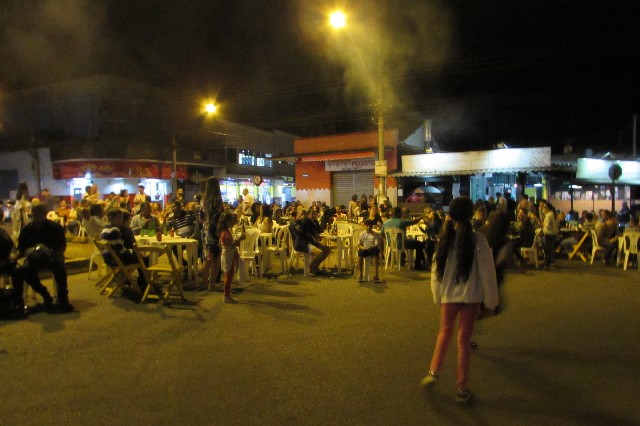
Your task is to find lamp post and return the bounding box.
[329,10,387,198]
[171,102,218,199]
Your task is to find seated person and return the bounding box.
[0,213,19,307]
[596,211,619,264]
[624,215,640,232]
[82,204,107,239]
[560,211,595,254]
[66,200,82,235]
[11,204,74,313]
[100,209,148,298]
[166,200,196,238]
[55,200,71,227]
[357,219,383,283]
[166,200,197,267]
[378,197,392,216]
[419,210,443,265]
[381,207,427,269]
[289,209,331,275]
[365,204,383,229]
[255,204,273,234]
[130,201,161,235]
[334,205,348,221]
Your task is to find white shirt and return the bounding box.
[430,231,499,310]
[358,230,380,249]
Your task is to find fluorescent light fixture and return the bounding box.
[534,183,543,187]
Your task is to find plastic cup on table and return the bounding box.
[156,232,162,242]
[169,229,175,237]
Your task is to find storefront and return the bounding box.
[294,130,400,207]
[218,176,295,206]
[395,147,552,206]
[52,159,189,207]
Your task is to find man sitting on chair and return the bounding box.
[381,207,427,269]
[11,204,74,313]
[100,208,148,299]
[289,209,331,276]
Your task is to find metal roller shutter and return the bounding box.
[331,171,373,207]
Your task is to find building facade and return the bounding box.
[293,130,400,207]
[0,75,296,206]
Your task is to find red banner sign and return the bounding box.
[52,160,188,180]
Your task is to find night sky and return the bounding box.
[1,0,639,152]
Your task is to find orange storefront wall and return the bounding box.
[295,160,331,190]
[296,130,398,153]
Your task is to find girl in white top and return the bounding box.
[255,204,273,234]
[421,196,499,404]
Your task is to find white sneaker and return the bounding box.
[420,371,439,389]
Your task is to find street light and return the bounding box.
[329,10,347,29]
[171,101,218,198]
[326,10,387,198]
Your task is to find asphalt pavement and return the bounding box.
[1,253,639,426]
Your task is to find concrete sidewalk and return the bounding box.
[1,260,639,425]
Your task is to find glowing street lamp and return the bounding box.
[326,11,387,198]
[204,102,218,115]
[329,10,347,29]
[172,101,219,198]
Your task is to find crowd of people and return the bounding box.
[4,181,639,404]
[2,179,638,315]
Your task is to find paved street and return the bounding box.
[1,255,639,426]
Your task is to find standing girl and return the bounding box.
[218,212,246,303]
[421,196,499,404]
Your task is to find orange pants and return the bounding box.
[429,303,481,390]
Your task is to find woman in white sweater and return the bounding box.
[421,196,499,404]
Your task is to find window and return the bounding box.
[237,150,273,167]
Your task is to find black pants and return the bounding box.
[405,239,426,267]
[12,260,68,306]
[542,234,557,267]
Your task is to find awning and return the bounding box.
[301,151,375,163]
[395,147,554,177]
[392,166,557,177]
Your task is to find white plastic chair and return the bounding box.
[384,228,412,271]
[622,232,640,270]
[88,240,107,279]
[238,228,261,285]
[589,229,608,265]
[520,228,542,269]
[266,226,290,275]
[288,231,311,275]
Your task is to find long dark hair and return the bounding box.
[217,211,237,234]
[435,197,475,283]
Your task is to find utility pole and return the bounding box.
[375,99,387,201]
[172,134,178,200]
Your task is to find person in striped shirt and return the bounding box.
[167,201,196,238]
[100,209,147,298]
